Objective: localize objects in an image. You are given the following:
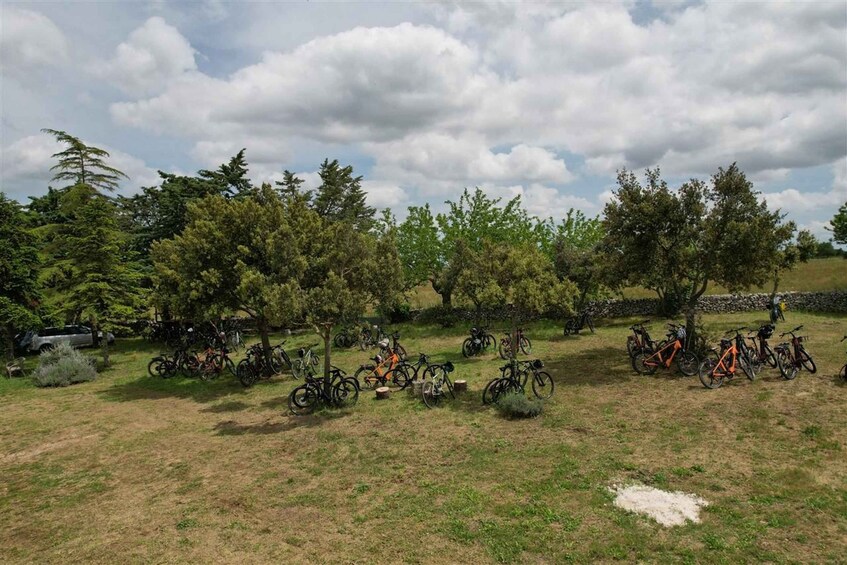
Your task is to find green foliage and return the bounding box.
[453,241,576,321]
[311,158,375,232]
[830,202,847,246]
[197,148,252,198]
[601,165,794,336]
[275,170,309,201]
[0,193,43,358]
[397,204,441,291]
[118,171,228,266]
[32,342,96,387]
[554,242,607,309]
[494,392,543,418]
[41,129,128,194]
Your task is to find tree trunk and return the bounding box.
[431,277,452,307]
[323,324,332,396]
[257,317,273,370]
[770,269,779,302]
[3,326,14,361]
[101,338,110,367]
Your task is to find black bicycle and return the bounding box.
[482,359,552,404]
[462,326,493,358]
[564,310,595,336]
[288,366,359,415]
[775,325,816,380]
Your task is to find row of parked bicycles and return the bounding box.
[461,326,533,359]
[625,320,825,389]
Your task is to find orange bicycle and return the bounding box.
[698,327,757,389]
[354,348,410,389]
[631,323,698,376]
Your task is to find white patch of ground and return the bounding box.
[611,484,708,527]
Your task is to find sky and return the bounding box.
[1,0,845,239]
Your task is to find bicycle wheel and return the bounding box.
[531,371,554,400]
[763,344,777,368]
[333,334,346,348]
[519,336,532,355]
[632,352,658,375]
[482,378,502,405]
[224,357,236,377]
[332,378,359,408]
[236,360,254,387]
[840,364,847,381]
[148,358,162,378]
[355,365,381,389]
[739,352,757,381]
[498,340,512,360]
[161,360,178,379]
[387,366,411,389]
[676,350,699,376]
[777,350,797,380]
[395,344,408,361]
[798,348,816,374]
[422,380,441,408]
[484,333,496,350]
[289,384,319,416]
[462,338,475,358]
[698,357,723,389]
[587,317,596,333]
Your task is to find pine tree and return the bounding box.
[41,129,128,194]
[312,159,375,231]
[198,149,253,197]
[0,193,42,359]
[275,170,310,201]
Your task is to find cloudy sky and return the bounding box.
[1,1,845,237]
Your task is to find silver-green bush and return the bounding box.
[495,392,543,419]
[32,342,97,387]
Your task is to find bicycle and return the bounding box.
[288,366,359,415]
[745,324,777,370]
[236,343,279,387]
[498,329,532,360]
[355,348,409,389]
[626,320,655,359]
[421,361,456,408]
[380,331,407,361]
[291,343,320,380]
[197,345,236,381]
[461,327,495,358]
[333,324,362,349]
[697,327,757,389]
[769,297,786,324]
[564,310,595,336]
[774,325,816,380]
[631,324,698,376]
[482,359,552,404]
[396,352,437,382]
[358,324,387,350]
[148,346,200,378]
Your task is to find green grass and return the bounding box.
[1,311,845,563]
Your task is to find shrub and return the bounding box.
[32,342,97,387]
[495,392,543,419]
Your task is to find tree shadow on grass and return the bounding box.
[545,346,636,387]
[213,409,353,435]
[200,400,252,413]
[99,374,248,404]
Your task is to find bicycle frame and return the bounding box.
[641,337,681,369]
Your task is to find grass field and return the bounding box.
[408,258,847,307]
[1,312,846,563]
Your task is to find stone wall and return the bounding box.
[591,291,847,318]
[412,291,847,324]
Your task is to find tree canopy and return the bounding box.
[831,202,847,246]
[41,129,128,194]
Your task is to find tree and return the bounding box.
[554,242,606,310]
[40,130,145,365]
[602,164,795,340]
[275,170,310,201]
[830,202,847,246]
[198,149,252,198]
[0,194,42,359]
[152,185,401,390]
[536,209,604,260]
[118,171,228,270]
[453,241,576,357]
[41,129,128,194]
[396,188,538,307]
[312,159,375,232]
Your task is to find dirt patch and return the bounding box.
[611,484,708,527]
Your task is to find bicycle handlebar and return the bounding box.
[724,327,747,336]
[779,327,802,338]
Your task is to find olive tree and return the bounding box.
[601,164,795,340]
[453,240,576,357]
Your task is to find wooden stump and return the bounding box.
[375,386,391,400]
[410,380,425,397]
[453,380,467,393]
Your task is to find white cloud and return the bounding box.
[0,7,68,79]
[98,17,197,96]
[362,180,407,209]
